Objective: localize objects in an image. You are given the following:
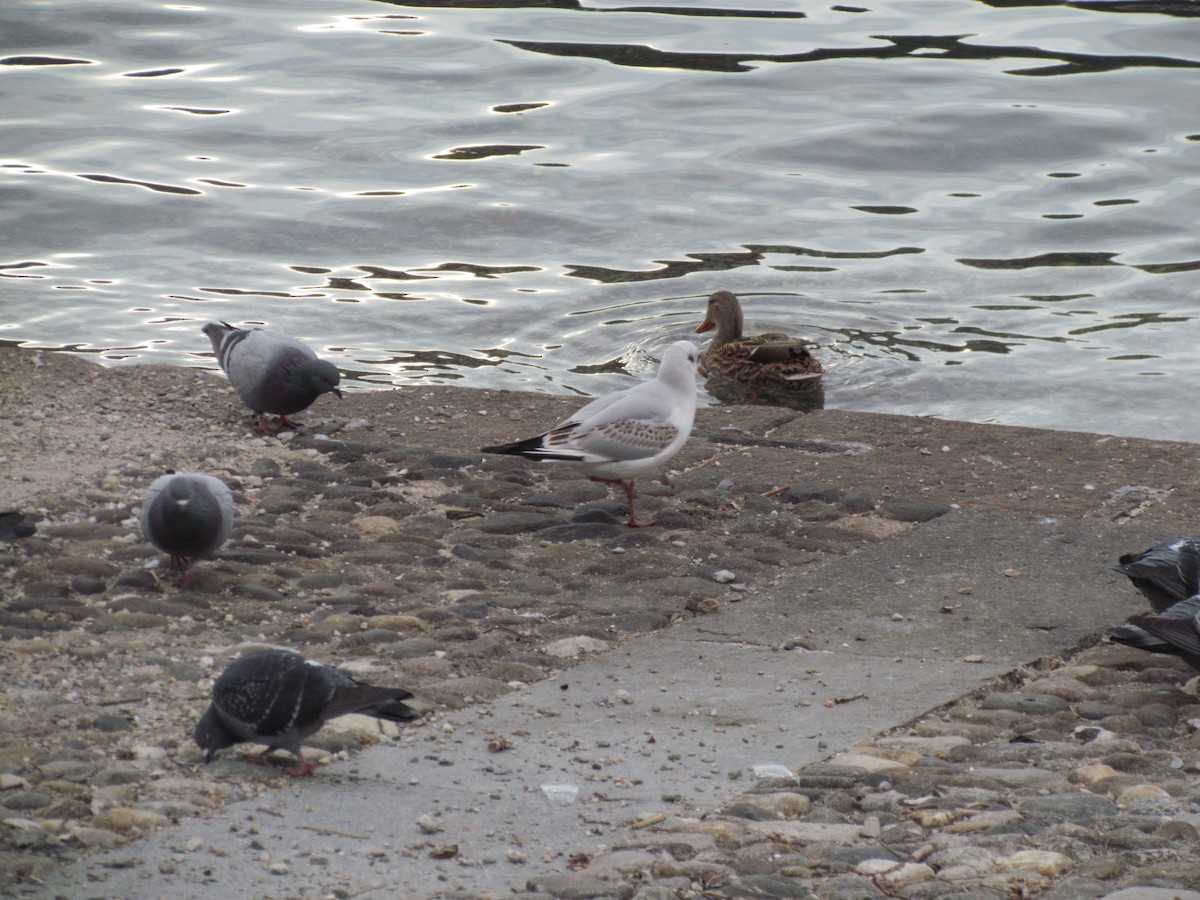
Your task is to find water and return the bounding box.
[2,0,1198,440]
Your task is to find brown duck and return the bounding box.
[695,291,823,393]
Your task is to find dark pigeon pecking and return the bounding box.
[1114,537,1200,613]
[1110,595,1200,671]
[203,321,342,435]
[140,473,234,587]
[194,649,421,776]
[0,511,36,541]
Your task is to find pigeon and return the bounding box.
[1114,537,1200,613]
[1110,595,1200,671]
[481,340,700,527]
[203,321,342,435]
[1109,537,1200,671]
[0,511,36,541]
[140,473,234,586]
[194,649,421,776]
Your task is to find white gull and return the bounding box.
[482,340,701,527]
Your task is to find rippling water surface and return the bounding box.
[3,0,1198,440]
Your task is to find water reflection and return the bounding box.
[984,1,1200,17]
[566,245,925,284]
[1067,311,1190,335]
[123,68,187,78]
[380,1,803,15]
[501,32,1200,76]
[433,144,545,160]
[388,0,1200,20]
[1,56,91,66]
[958,252,1200,273]
[76,173,202,195]
[704,373,825,414]
[2,0,1198,442]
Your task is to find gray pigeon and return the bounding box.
[203,321,342,435]
[194,649,421,776]
[1114,537,1200,613]
[140,473,234,586]
[1110,595,1200,671]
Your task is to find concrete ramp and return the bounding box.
[32,511,1166,898]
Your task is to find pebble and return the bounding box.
[877,861,935,889]
[1078,700,1128,720]
[69,574,107,595]
[416,814,444,834]
[879,498,952,522]
[93,808,169,836]
[1021,792,1120,823]
[981,690,1071,715]
[1071,763,1120,787]
[544,636,611,658]
[996,850,1073,876]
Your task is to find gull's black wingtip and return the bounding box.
[481,434,544,456]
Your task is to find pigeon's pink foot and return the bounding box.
[284,759,316,777]
[257,414,301,435]
[240,754,312,776]
[170,556,197,587]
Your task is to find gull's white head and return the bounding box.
[660,340,700,371]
